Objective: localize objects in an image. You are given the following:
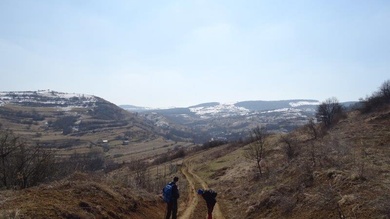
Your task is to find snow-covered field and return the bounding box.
[0,90,97,107]
[189,103,250,118]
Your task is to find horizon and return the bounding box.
[1,89,359,109]
[1,1,389,108]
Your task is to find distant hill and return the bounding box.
[120,104,153,112]
[0,90,192,162]
[0,90,96,107]
[189,102,220,108]
[0,84,386,219]
[120,99,357,143]
[2,101,388,219]
[234,99,320,111]
[0,90,132,130]
[183,103,390,219]
[120,99,327,143]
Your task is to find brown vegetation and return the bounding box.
[0,172,165,218]
[2,102,389,218]
[1,81,389,218]
[187,103,390,219]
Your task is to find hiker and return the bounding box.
[163,176,180,219]
[197,189,217,219]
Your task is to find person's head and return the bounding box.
[173,176,179,182]
[197,189,204,195]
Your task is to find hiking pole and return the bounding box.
[164,203,167,219]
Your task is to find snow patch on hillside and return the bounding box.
[189,103,250,117]
[0,90,97,108]
[289,101,320,107]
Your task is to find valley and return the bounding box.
[0,91,195,164]
[0,86,389,218]
[124,100,356,143]
[1,0,389,218]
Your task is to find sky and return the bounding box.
[0,0,389,108]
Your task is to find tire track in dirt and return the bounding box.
[179,160,225,219]
[178,163,199,219]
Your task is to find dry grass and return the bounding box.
[0,103,195,165]
[0,172,166,219]
[186,108,390,219]
[1,105,389,218]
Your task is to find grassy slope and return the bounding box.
[189,107,390,219]
[1,106,389,218]
[0,103,194,163]
[0,172,166,219]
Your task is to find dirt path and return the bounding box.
[179,161,225,219]
[178,164,198,219]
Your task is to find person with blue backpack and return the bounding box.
[198,189,217,219]
[163,176,180,219]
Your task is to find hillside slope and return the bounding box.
[0,90,157,137]
[123,100,356,143]
[1,105,388,218]
[0,90,192,162]
[0,172,165,219]
[185,106,390,218]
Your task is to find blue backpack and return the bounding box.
[163,183,173,203]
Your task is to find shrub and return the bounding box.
[360,79,390,113]
[316,97,344,128]
[0,130,56,189]
[171,148,185,160]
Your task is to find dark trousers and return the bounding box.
[165,201,178,219]
[207,203,215,219]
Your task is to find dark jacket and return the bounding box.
[202,190,217,205]
[169,182,180,202]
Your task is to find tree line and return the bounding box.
[0,129,110,189]
[0,130,55,189]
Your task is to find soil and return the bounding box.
[179,158,225,219]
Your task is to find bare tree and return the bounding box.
[244,126,267,177]
[14,143,55,188]
[280,134,296,162]
[379,79,390,101]
[360,79,390,113]
[316,97,344,128]
[0,130,55,189]
[306,118,319,140]
[0,130,20,187]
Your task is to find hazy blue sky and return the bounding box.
[1,1,389,107]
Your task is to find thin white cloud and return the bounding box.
[0,0,389,107]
